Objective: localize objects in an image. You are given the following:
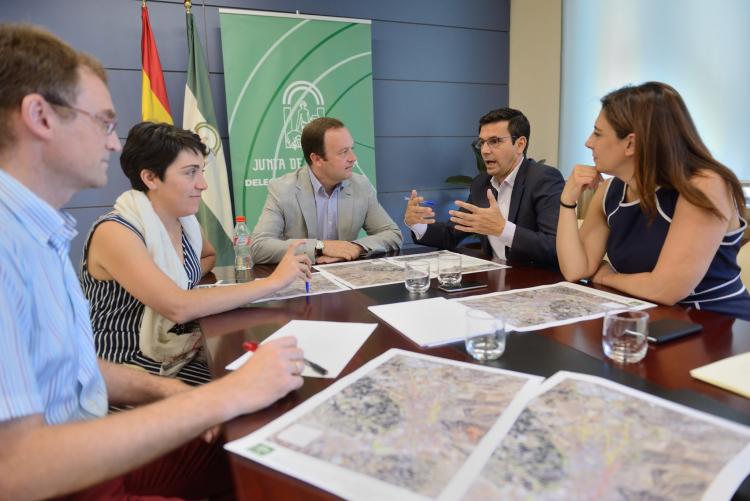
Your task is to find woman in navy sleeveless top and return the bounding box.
[557,82,750,321]
[82,123,313,384]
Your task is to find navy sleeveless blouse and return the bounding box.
[604,178,750,320]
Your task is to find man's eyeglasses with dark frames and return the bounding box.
[471,135,516,152]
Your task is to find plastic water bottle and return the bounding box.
[233,216,253,282]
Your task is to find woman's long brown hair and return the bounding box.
[601,82,745,222]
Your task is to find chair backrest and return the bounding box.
[740,206,750,289]
[740,243,750,289]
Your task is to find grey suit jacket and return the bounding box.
[251,167,403,263]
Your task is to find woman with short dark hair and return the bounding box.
[557,82,750,319]
[82,122,311,384]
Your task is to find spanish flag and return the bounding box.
[141,3,172,124]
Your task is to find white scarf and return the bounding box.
[113,190,203,376]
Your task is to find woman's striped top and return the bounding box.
[80,213,211,386]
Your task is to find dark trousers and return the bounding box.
[54,437,233,500]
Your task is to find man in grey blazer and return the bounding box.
[405,108,563,268]
[252,117,402,264]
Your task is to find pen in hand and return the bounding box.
[242,341,328,376]
[403,196,435,206]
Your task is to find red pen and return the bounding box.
[241,341,327,375]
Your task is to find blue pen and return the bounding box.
[403,196,435,206]
[305,280,310,303]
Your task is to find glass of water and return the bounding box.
[438,253,462,287]
[465,309,506,361]
[404,260,430,293]
[602,310,649,364]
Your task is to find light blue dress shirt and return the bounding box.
[0,169,107,425]
[309,169,345,241]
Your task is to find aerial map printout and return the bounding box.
[384,250,509,276]
[224,349,542,500]
[458,372,750,501]
[456,282,655,331]
[315,253,508,289]
[314,259,408,289]
[249,271,347,303]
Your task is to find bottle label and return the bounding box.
[234,235,251,246]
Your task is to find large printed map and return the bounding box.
[457,282,653,331]
[314,259,406,288]
[264,353,532,497]
[385,251,508,276]
[226,359,750,500]
[250,272,346,303]
[463,376,750,500]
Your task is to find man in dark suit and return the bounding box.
[405,107,563,268]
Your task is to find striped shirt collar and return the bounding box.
[0,168,78,253]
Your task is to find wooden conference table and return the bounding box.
[199,252,750,500]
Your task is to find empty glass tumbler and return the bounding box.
[465,309,506,361]
[437,253,462,287]
[404,260,431,293]
[602,310,649,364]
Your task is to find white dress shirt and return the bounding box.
[409,156,523,260]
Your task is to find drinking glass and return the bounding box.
[438,253,462,287]
[404,260,430,293]
[465,309,506,361]
[602,310,649,364]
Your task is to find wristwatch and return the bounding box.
[315,240,324,257]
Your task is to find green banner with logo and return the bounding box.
[219,9,375,228]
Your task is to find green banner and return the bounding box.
[219,10,376,228]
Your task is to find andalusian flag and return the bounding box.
[140,3,172,123]
[183,6,234,265]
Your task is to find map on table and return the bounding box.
[454,372,750,501]
[248,272,348,303]
[456,282,655,331]
[384,250,509,276]
[224,349,543,501]
[314,259,407,289]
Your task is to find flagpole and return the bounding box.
[182,0,235,265]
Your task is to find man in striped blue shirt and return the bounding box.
[0,24,306,499]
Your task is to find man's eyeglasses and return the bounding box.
[44,95,117,135]
[471,135,516,152]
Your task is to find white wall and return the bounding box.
[559,0,750,179]
[509,0,562,167]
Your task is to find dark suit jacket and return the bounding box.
[414,158,563,268]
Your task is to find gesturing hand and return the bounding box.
[450,189,506,236]
[404,189,435,226]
